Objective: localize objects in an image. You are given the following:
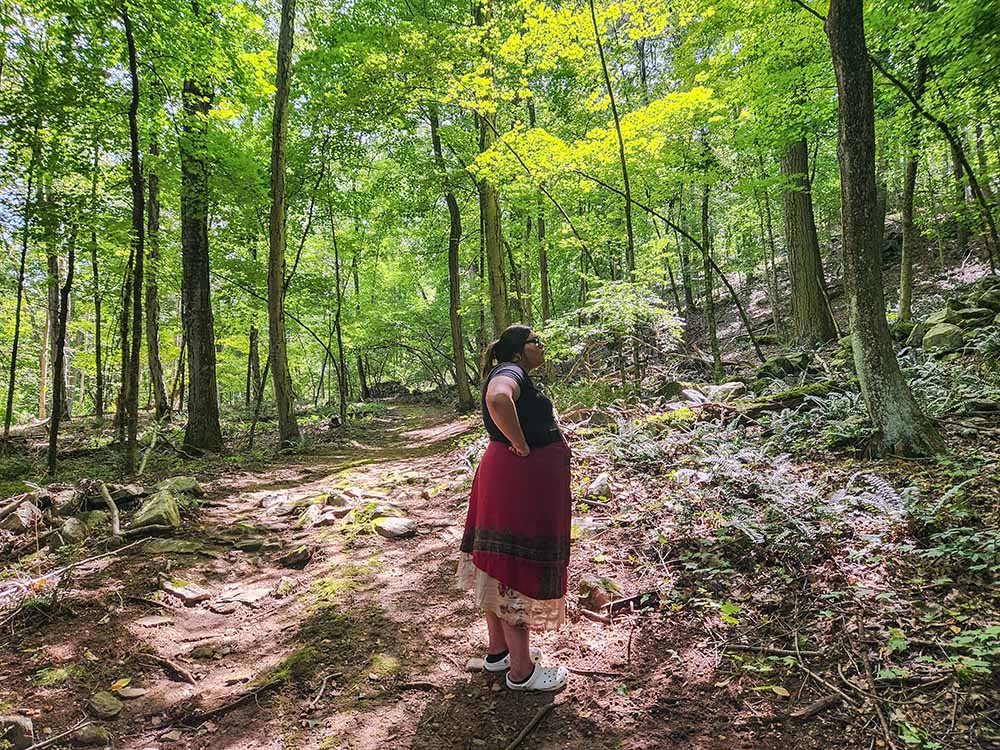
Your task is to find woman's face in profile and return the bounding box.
[521,333,545,370]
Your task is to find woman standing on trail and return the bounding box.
[457,324,571,692]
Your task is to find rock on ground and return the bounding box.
[922,323,965,352]
[1,501,43,532]
[129,489,181,529]
[154,476,204,496]
[88,690,123,719]
[586,472,612,499]
[0,715,34,750]
[374,517,417,540]
[70,724,112,746]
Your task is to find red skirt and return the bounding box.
[459,440,572,600]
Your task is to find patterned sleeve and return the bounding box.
[491,363,526,388]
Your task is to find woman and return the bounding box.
[457,324,571,692]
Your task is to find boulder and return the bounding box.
[0,715,34,750]
[586,473,612,500]
[277,545,313,569]
[701,382,746,402]
[111,483,147,503]
[1,501,43,532]
[755,351,811,379]
[374,517,417,540]
[680,388,707,404]
[88,691,123,719]
[154,476,204,497]
[955,307,996,328]
[128,489,181,529]
[160,577,211,605]
[924,308,961,326]
[905,322,930,348]
[922,323,965,353]
[977,289,1000,312]
[144,539,204,555]
[70,724,112,746]
[58,516,90,545]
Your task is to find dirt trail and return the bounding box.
[5,403,834,750]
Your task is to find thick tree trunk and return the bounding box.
[146,141,170,421]
[429,108,475,412]
[47,227,76,474]
[701,183,723,381]
[122,7,144,474]
[474,0,507,336]
[180,78,223,451]
[826,0,940,456]
[90,144,104,420]
[781,138,837,345]
[267,0,301,446]
[899,58,927,323]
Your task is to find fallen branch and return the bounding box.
[22,718,92,750]
[504,702,556,750]
[397,681,439,690]
[787,694,841,720]
[97,481,121,537]
[139,653,196,684]
[580,608,610,624]
[179,682,280,726]
[724,644,822,658]
[566,667,624,678]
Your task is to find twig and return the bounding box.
[97,481,121,537]
[309,673,332,709]
[503,702,556,750]
[566,667,624,678]
[397,681,439,690]
[857,621,899,750]
[580,608,609,624]
[724,644,822,658]
[139,653,196,684]
[788,694,842,720]
[22,718,92,750]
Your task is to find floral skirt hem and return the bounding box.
[456,553,565,631]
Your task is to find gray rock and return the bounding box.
[466,657,484,672]
[52,489,81,516]
[977,289,1000,312]
[145,538,203,555]
[680,388,707,404]
[154,476,204,497]
[235,538,264,552]
[88,691,123,719]
[277,545,313,569]
[955,307,996,327]
[755,352,811,379]
[190,645,215,660]
[58,516,90,545]
[905,322,930,348]
[374,517,417,540]
[208,600,239,615]
[70,724,112,746]
[586,472,612,499]
[923,323,965,352]
[161,729,183,742]
[1,501,43,532]
[701,382,746,402]
[160,577,211,605]
[111,483,147,502]
[299,504,344,528]
[571,516,609,539]
[578,574,622,610]
[115,687,148,699]
[273,577,297,598]
[0,715,34,750]
[924,308,961,326]
[323,491,351,508]
[128,489,181,530]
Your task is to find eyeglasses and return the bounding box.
[526,337,544,347]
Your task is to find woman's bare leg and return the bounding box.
[485,611,508,655]
[501,621,533,681]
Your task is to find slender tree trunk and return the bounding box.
[781,138,837,345]
[429,107,475,412]
[526,102,551,324]
[826,0,940,456]
[179,78,223,451]
[329,209,348,423]
[974,122,995,203]
[753,187,784,333]
[675,187,696,313]
[899,58,927,323]
[170,334,186,412]
[589,0,634,276]
[474,0,508,336]
[701,182,723,381]
[122,6,144,474]
[950,140,969,255]
[145,141,170,421]
[47,227,76,474]
[89,144,104,420]
[46,244,71,421]
[5,140,38,441]
[267,0,301,446]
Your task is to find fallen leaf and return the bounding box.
[111,678,131,691]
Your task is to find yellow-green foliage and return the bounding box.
[644,407,698,430]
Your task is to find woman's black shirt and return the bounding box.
[482,363,562,447]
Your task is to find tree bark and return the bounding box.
[47,226,76,474]
[474,0,508,336]
[329,208,348,423]
[701,182,723,381]
[950,140,969,255]
[825,0,940,456]
[267,0,301,446]
[180,77,223,451]
[899,58,927,323]
[46,244,71,421]
[90,144,104,420]
[146,141,170,421]
[122,6,145,474]
[781,138,837,345]
[429,107,475,412]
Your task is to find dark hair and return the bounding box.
[481,324,532,378]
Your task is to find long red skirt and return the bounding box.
[459,440,572,600]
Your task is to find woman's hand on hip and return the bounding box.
[509,441,530,457]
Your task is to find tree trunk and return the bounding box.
[47,226,76,474]
[329,209,348,424]
[899,58,927,323]
[90,144,104,420]
[825,0,939,456]
[180,78,224,451]
[122,6,144,474]
[474,0,507,336]
[950,140,969,255]
[701,182,723,381]
[145,141,170,421]
[429,107,475,412]
[781,138,837,345]
[3,140,38,441]
[267,0,301,447]
[357,355,369,400]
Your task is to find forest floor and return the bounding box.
[2,394,999,750]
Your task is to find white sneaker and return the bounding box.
[484,646,542,672]
[505,664,569,692]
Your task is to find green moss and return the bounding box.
[34,665,79,686]
[369,652,400,677]
[644,407,698,428]
[251,647,321,688]
[749,381,835,405]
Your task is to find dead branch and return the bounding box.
[97,481,121,536]
[22,718,92,750]
[139,653,196,684]
[788,694,842,720]
[724,644,822,658]
[504,702,556,750]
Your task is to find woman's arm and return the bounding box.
[485,375,530,456]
